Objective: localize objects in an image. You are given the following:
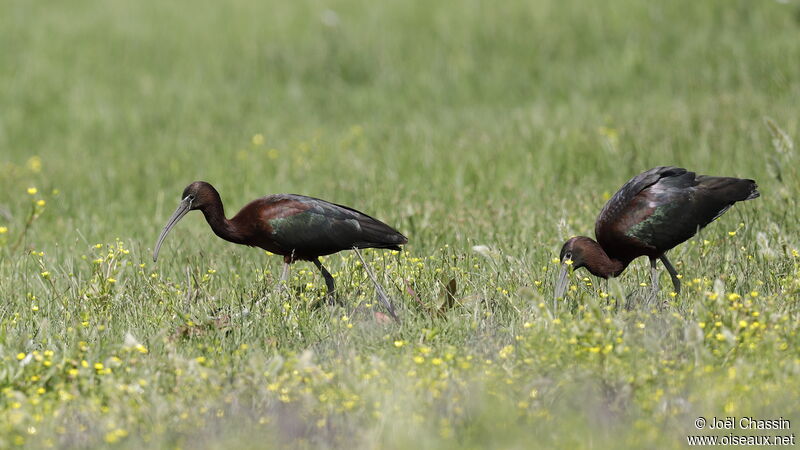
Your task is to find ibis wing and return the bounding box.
[596,166,687,235]
[265,195,406,257]
[617,173,758,252]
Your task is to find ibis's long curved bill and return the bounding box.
[554,263,569,300]
[153,198,191,262]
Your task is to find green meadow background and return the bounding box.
[1,0,799,448]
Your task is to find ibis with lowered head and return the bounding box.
[555,166,759,302]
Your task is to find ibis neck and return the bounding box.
[200,201,245,245]
[581,239,627,279]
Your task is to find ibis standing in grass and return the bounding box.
[153,182,407,318]
[555,166,759,302]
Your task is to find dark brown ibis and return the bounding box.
[153,182,407,314]
[555,166,759,302]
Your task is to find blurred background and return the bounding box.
[2,0,797,253]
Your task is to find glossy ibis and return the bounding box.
[153,182,407,316]
[555,166,759,303]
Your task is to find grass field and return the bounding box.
[2,0,799,448]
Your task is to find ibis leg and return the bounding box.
[659,254,681,295]
[280,262,290,282]
[646,257,659,306]
[256,262,289,307]
[313,258,338,305]
[272,262,291,296]
[352,248,399,322]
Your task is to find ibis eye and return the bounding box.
[564,252,572,260]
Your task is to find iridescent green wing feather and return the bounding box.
[268,195,406,255]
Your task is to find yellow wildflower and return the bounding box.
[27,156,42,172]
[104,429,128,444]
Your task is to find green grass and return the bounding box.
[1,0,799,447]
